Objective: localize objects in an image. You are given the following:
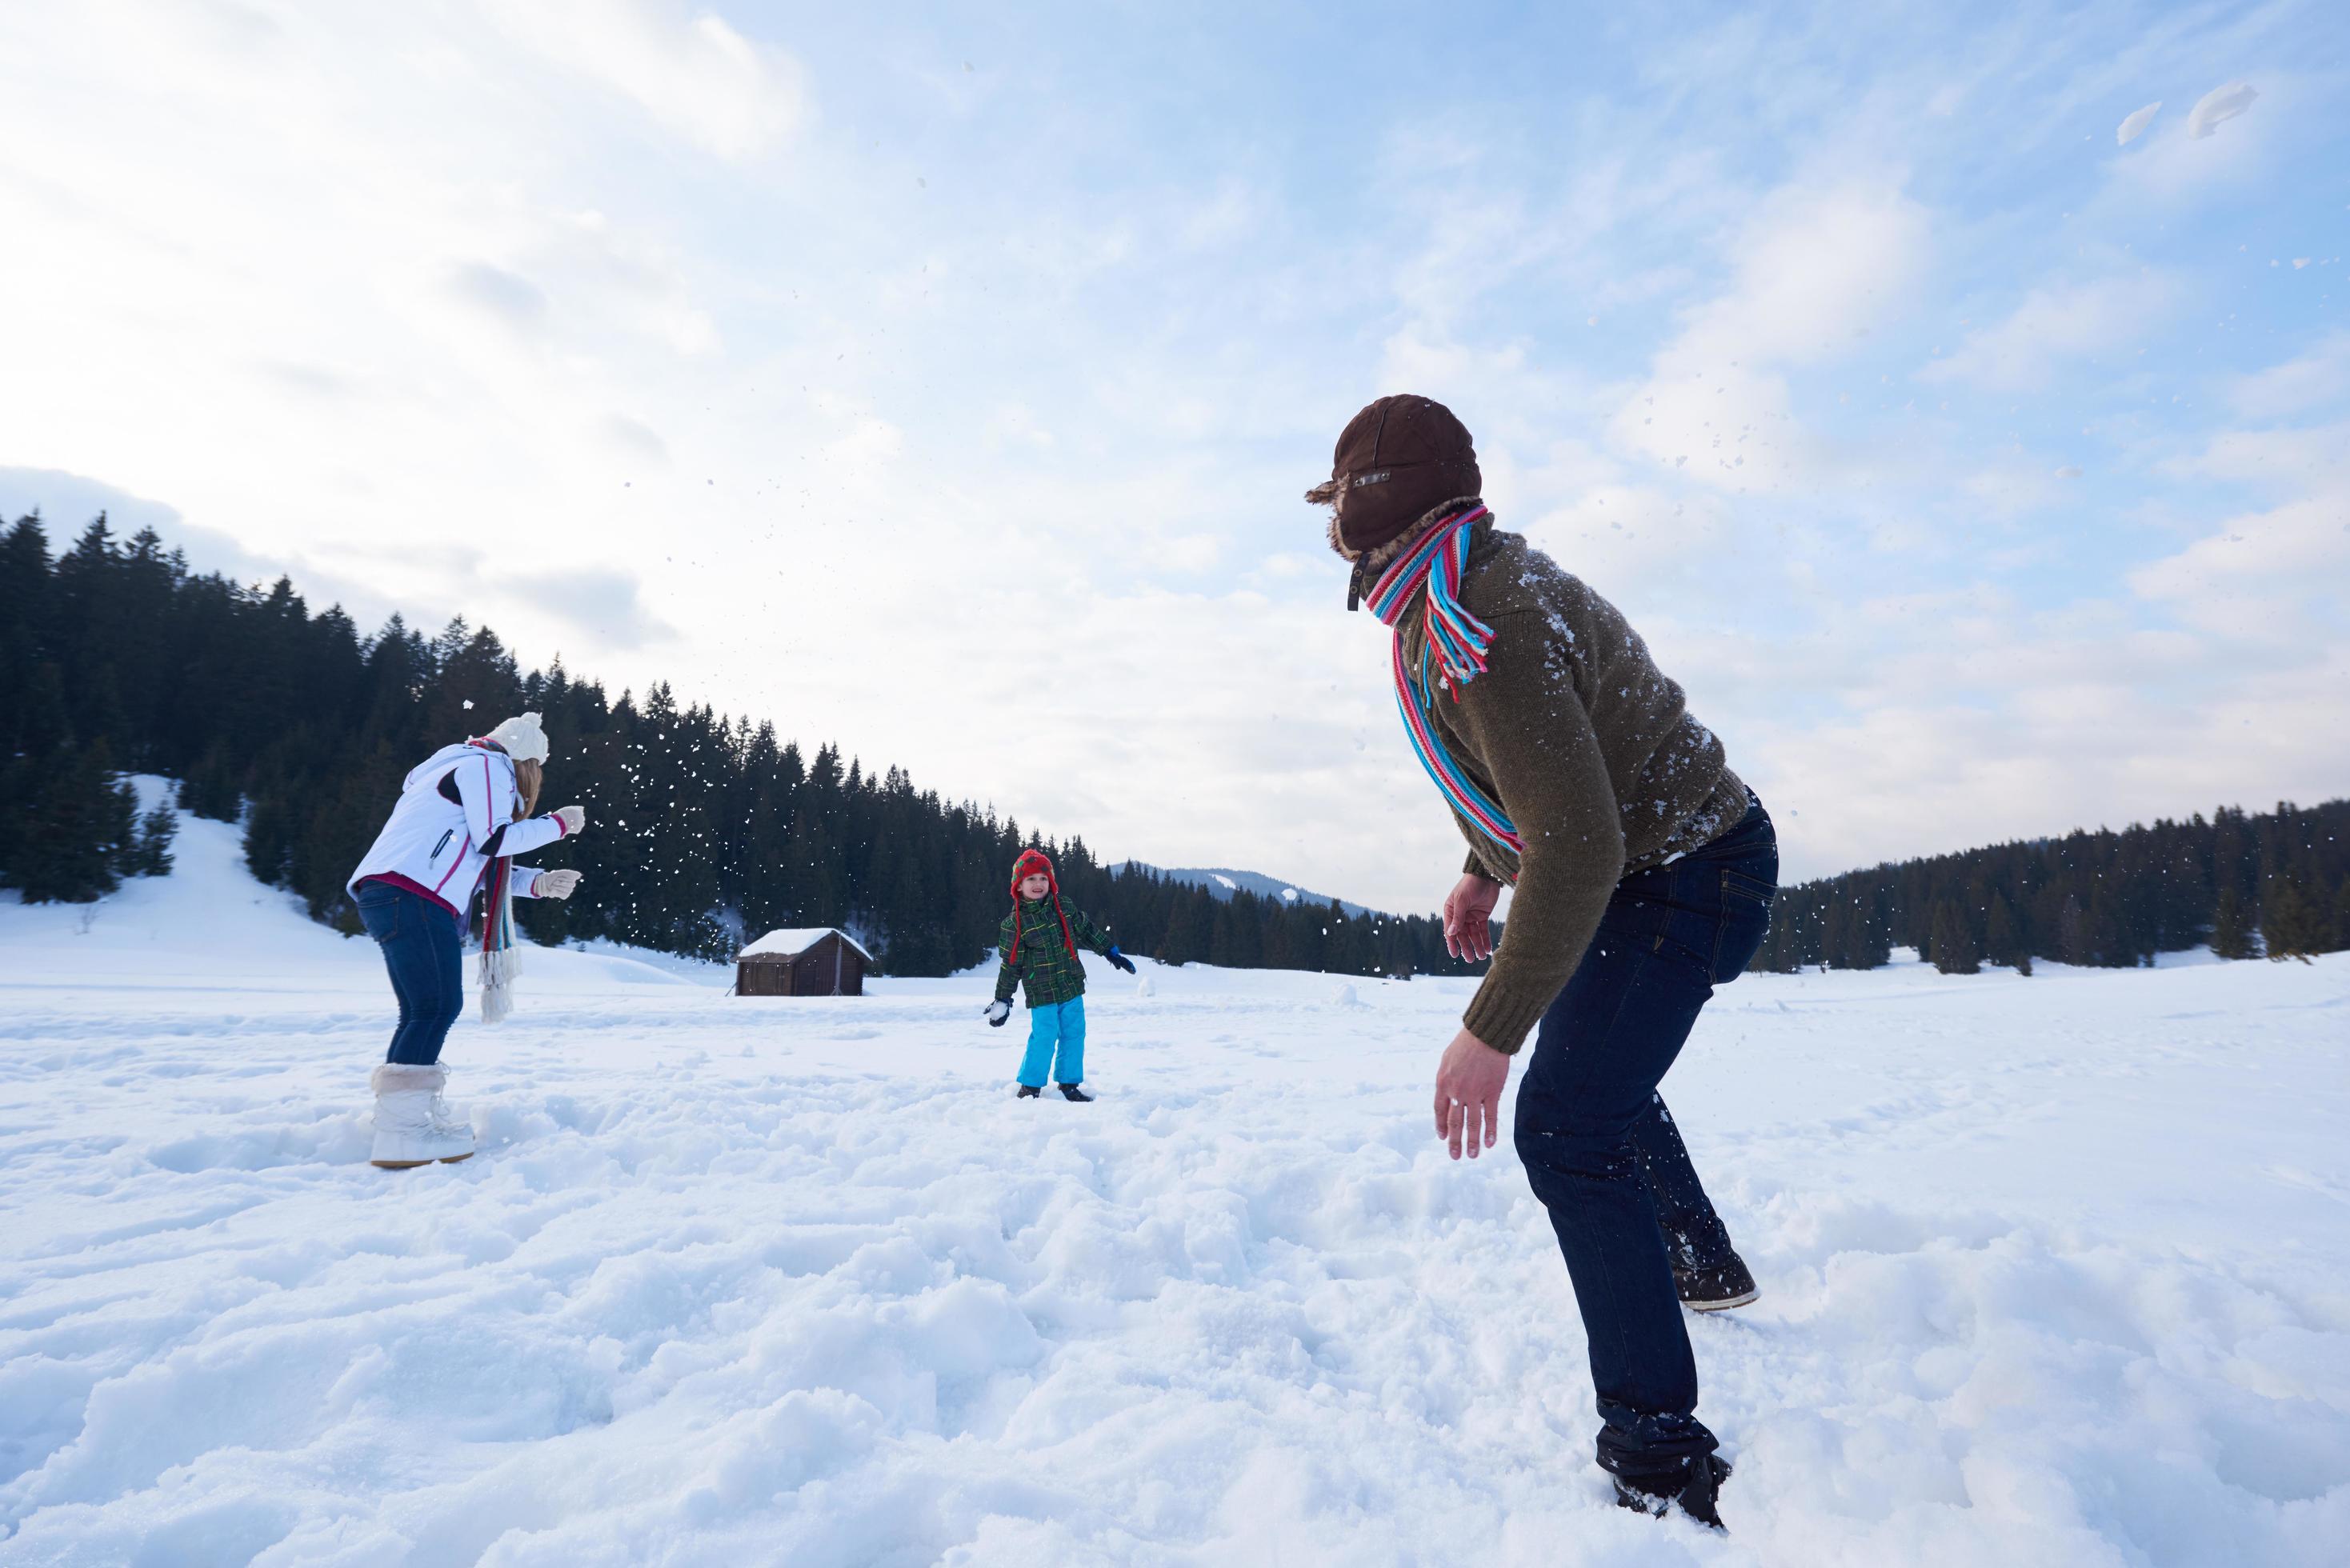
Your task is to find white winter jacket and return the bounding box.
[347,740,570,914]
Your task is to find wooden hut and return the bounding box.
[736,928,870,997]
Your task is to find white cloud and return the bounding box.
[447,262,551,331]
[2132,423,2350,639]
[2226,333,2350,422]
[1610,180,1931,490]
[1921,271,2177,392]
[483,0,804,161]
[1960,458,2066,517]
[1668,182,1933,370]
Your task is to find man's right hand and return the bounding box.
[985,999,1012,1027]
[1443,874,1502,962]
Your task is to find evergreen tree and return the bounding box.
[15,662,71,759]
[2261,880,2326,963]
[2057,894,2089,966]
[1984,894,2027,973]
[130,800,179,877]
[14,742,134,902]
[0,517,54,755]
[2211,887,2256,960]
[243,794,295,887]
[181,742,244,822]
[1928,899,1981,974]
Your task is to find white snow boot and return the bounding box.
[370,1062,476,1168]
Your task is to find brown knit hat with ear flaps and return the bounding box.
[1307,394,1481,557]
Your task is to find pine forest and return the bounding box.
[4,513,2344,977]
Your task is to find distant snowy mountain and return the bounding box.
[1121,862,1371,918]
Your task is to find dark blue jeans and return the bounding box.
[353,881,466,1066]
[1513,798,1777,1480]
[1633,1094,1737,1273]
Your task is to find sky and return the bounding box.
[2,0,2344,914]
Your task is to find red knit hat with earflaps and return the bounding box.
[1008,849,1077,963]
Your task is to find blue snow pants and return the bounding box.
[1513,796,1778,1483]
[1017,996,1087,1087]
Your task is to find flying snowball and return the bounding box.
[2116,102,2160,145]
[2187,81,2257,139]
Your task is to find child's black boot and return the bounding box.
[1015,1084,1042,1099]
[1056,1083,1094,1102]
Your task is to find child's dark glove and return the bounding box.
[985,999,1012,1027]
[1106,946,1136,974]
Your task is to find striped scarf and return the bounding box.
[1366,505,1523,857]
[478,855,518,1022]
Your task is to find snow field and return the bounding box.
[2,809,2347,1564]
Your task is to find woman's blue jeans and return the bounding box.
[1512,798,1778,1481]
[352,881,466,1066]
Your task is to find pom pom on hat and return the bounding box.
[486,712,550,763]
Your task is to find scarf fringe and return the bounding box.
[1365,506,1524,857]
[479,855,518,1023]
[479,944,517,1024]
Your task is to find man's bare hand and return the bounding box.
[1443,874,1502,962]
[1434,1027,1511,1160]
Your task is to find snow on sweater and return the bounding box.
[347,741,569,914]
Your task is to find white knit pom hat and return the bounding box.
[485,712,550,763]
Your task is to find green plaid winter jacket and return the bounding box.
[994,899,1114,1008]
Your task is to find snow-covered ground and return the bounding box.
[2,806,2345,1566]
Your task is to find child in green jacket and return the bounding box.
[983,849,1134,1099]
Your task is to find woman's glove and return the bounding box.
[552,805,587,836]
[985,999,1012,1027]
[534,869,582,900]
[1106,946,1136,974]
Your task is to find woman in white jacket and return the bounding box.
[346,712,590,1167]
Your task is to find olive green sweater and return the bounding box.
[1398,517,1748,1054]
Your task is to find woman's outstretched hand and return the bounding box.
[552,805,587,836]
[1443,873,1501,962]
[1434,1027,1511,1160]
